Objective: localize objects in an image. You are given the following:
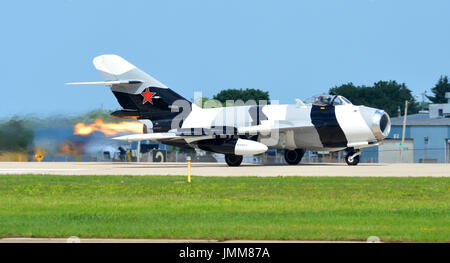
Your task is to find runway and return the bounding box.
[0,162,449,177]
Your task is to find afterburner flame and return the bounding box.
[74,119,143,136]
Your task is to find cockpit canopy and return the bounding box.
[305,94,353,106]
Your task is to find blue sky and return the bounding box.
[1,0,449,117]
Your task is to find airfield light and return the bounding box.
[34,151,45,162]
[187,156,191,183]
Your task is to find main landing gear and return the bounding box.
[225,154,243,166]
[345,149,361,166]
[284,149,305,165]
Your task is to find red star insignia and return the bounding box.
[141,88,156,104]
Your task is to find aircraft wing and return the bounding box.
[113,132,178,142]
[113,121,314,143]
[112,132,213,143]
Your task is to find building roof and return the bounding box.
[390,113,450,126]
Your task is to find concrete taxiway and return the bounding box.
[0,162,448,177]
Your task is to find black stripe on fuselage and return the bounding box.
[310,105,348,148]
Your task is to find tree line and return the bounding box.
[210,76,450,118]
[329,76,450,117]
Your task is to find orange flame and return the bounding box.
[74,119,143,136]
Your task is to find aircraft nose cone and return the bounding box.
[371,109,391,140]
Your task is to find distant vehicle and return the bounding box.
[68,55,391,166]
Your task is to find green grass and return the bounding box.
[0,174,449,242]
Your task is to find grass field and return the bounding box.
[0,174,448,242]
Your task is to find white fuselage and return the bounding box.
[180,103,390,152]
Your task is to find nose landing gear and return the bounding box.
[345,149,361,166]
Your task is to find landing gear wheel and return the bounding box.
[284,149,305,165]
[225,154,243,167]
[345,152,360,166]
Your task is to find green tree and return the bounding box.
[426,76,450,103]
[213,88,270,106]
[0,119,34,152]
[329,81,420,117]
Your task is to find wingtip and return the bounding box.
[112,135,127,141]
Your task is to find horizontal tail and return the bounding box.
[66,80,143,86]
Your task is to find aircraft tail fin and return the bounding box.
[92,54,167,89]
[67,54,193,132]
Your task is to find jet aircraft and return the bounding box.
[68,55,391,166]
